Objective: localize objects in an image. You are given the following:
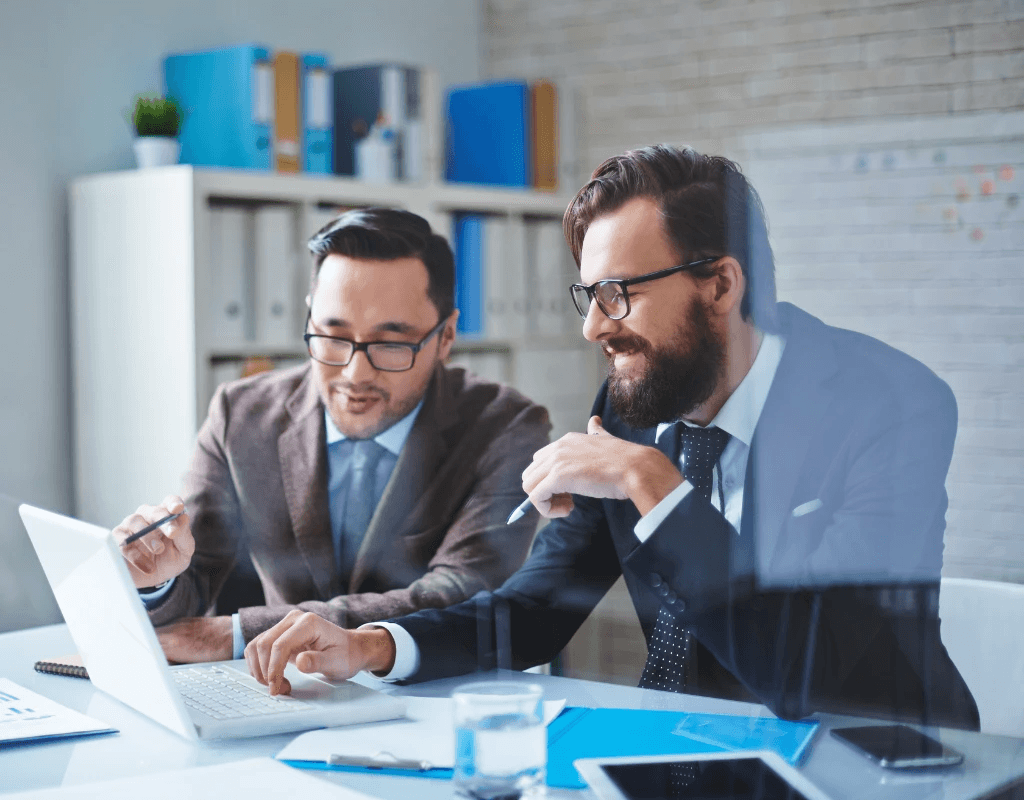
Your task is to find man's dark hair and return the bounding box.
[307,207,456,320]
[563,145,778,330]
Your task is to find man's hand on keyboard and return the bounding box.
[245,610,397,696]
[157,616,233,663]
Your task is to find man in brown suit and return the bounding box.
[115,208,550,663]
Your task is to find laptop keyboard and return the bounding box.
[173,665,314,720]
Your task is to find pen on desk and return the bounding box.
[506,496,534,525]
[328,753,433,771]
[120,512,184,547]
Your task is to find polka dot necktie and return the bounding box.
[638,424,731,694]
[638,424,730,794]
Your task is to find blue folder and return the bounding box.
[280,706,819,790]
[545,707,819,789]
[301,54,332,174]
[446,80,531,187]
[453,214,485,336]
[164,44,273,170]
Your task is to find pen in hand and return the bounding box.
[506,497,534,525]
[120,512,184,547]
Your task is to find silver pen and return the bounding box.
[506,496,534,524]
[328,752,433,771]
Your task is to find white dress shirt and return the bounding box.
[373,332,786,682]
[633,331,786,542]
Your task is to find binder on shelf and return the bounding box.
[483,217,509,339]
[453,214,484,336]
[332,64,421,180]
[273,51,301,173]
[531,80,559,191]
[208,205,251,347]
[446,80,531,187]
[417,67,442,183]
[164,44,274,170]
[558,81,580,191]
[301,54,332,174]
[528,218,573,336]
[484,215,527,339]
[254,205,300,347]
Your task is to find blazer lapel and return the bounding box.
[348,366,453,592]
[278,373,335,600]
[750,304,838,582]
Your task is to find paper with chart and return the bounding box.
[0,678,116,745]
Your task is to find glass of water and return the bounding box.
[452,681,546,799]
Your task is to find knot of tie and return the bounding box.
[679,425,731,503]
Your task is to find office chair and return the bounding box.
[939,577,1024,737]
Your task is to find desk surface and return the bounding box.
[2,624,1023,799]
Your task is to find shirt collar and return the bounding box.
[324,397,425,457]
[656,331,787,447]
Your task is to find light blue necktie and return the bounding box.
[334,438,387,585]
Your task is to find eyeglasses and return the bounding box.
[304,312,450,372]
[569,257,718,321]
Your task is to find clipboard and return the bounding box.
[279,705,819,790]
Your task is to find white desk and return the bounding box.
[2,624,1023,798]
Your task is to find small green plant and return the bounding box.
[131,94,183,137]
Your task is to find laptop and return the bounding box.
[19,504,407,740]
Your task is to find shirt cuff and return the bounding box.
[634,481,694,543]
[357,622,420,682]
[231,613,245,659]
[138,576,175,610]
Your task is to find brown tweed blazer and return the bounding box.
[148,363,551,644]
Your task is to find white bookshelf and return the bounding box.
[69,166,603,527]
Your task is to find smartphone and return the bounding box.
[831,724,964,769]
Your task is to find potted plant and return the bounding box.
[131,94,183,168]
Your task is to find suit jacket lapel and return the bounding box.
[750,304,838,580]
[278,372,335,600]
[349,365,453,592]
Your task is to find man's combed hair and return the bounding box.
[563,145,778,331]
[307,207,456,320]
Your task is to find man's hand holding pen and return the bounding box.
[520,415,684,519]
[112,495,194,588]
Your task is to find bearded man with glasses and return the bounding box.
[113,208,550,664]
[245,147,978,732]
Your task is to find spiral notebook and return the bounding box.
[33,655,89,680]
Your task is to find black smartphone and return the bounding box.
[831,724,964,769]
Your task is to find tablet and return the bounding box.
[574,750,831,800]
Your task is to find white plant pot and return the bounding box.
[133,137,181,169]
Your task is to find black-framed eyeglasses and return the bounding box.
[303,311,450,372]
[569,257,718,321]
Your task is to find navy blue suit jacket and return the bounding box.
[396,304,979,729]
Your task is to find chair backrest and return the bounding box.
[939,577,1024,737]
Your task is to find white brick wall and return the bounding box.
[485,0,1024,175]
[740,112,1024,582]
[484,2,1024,590]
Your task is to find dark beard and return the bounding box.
[605,297,725,430]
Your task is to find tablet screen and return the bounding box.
[603,757,811,800]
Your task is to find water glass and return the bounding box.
[452,681,546,799]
